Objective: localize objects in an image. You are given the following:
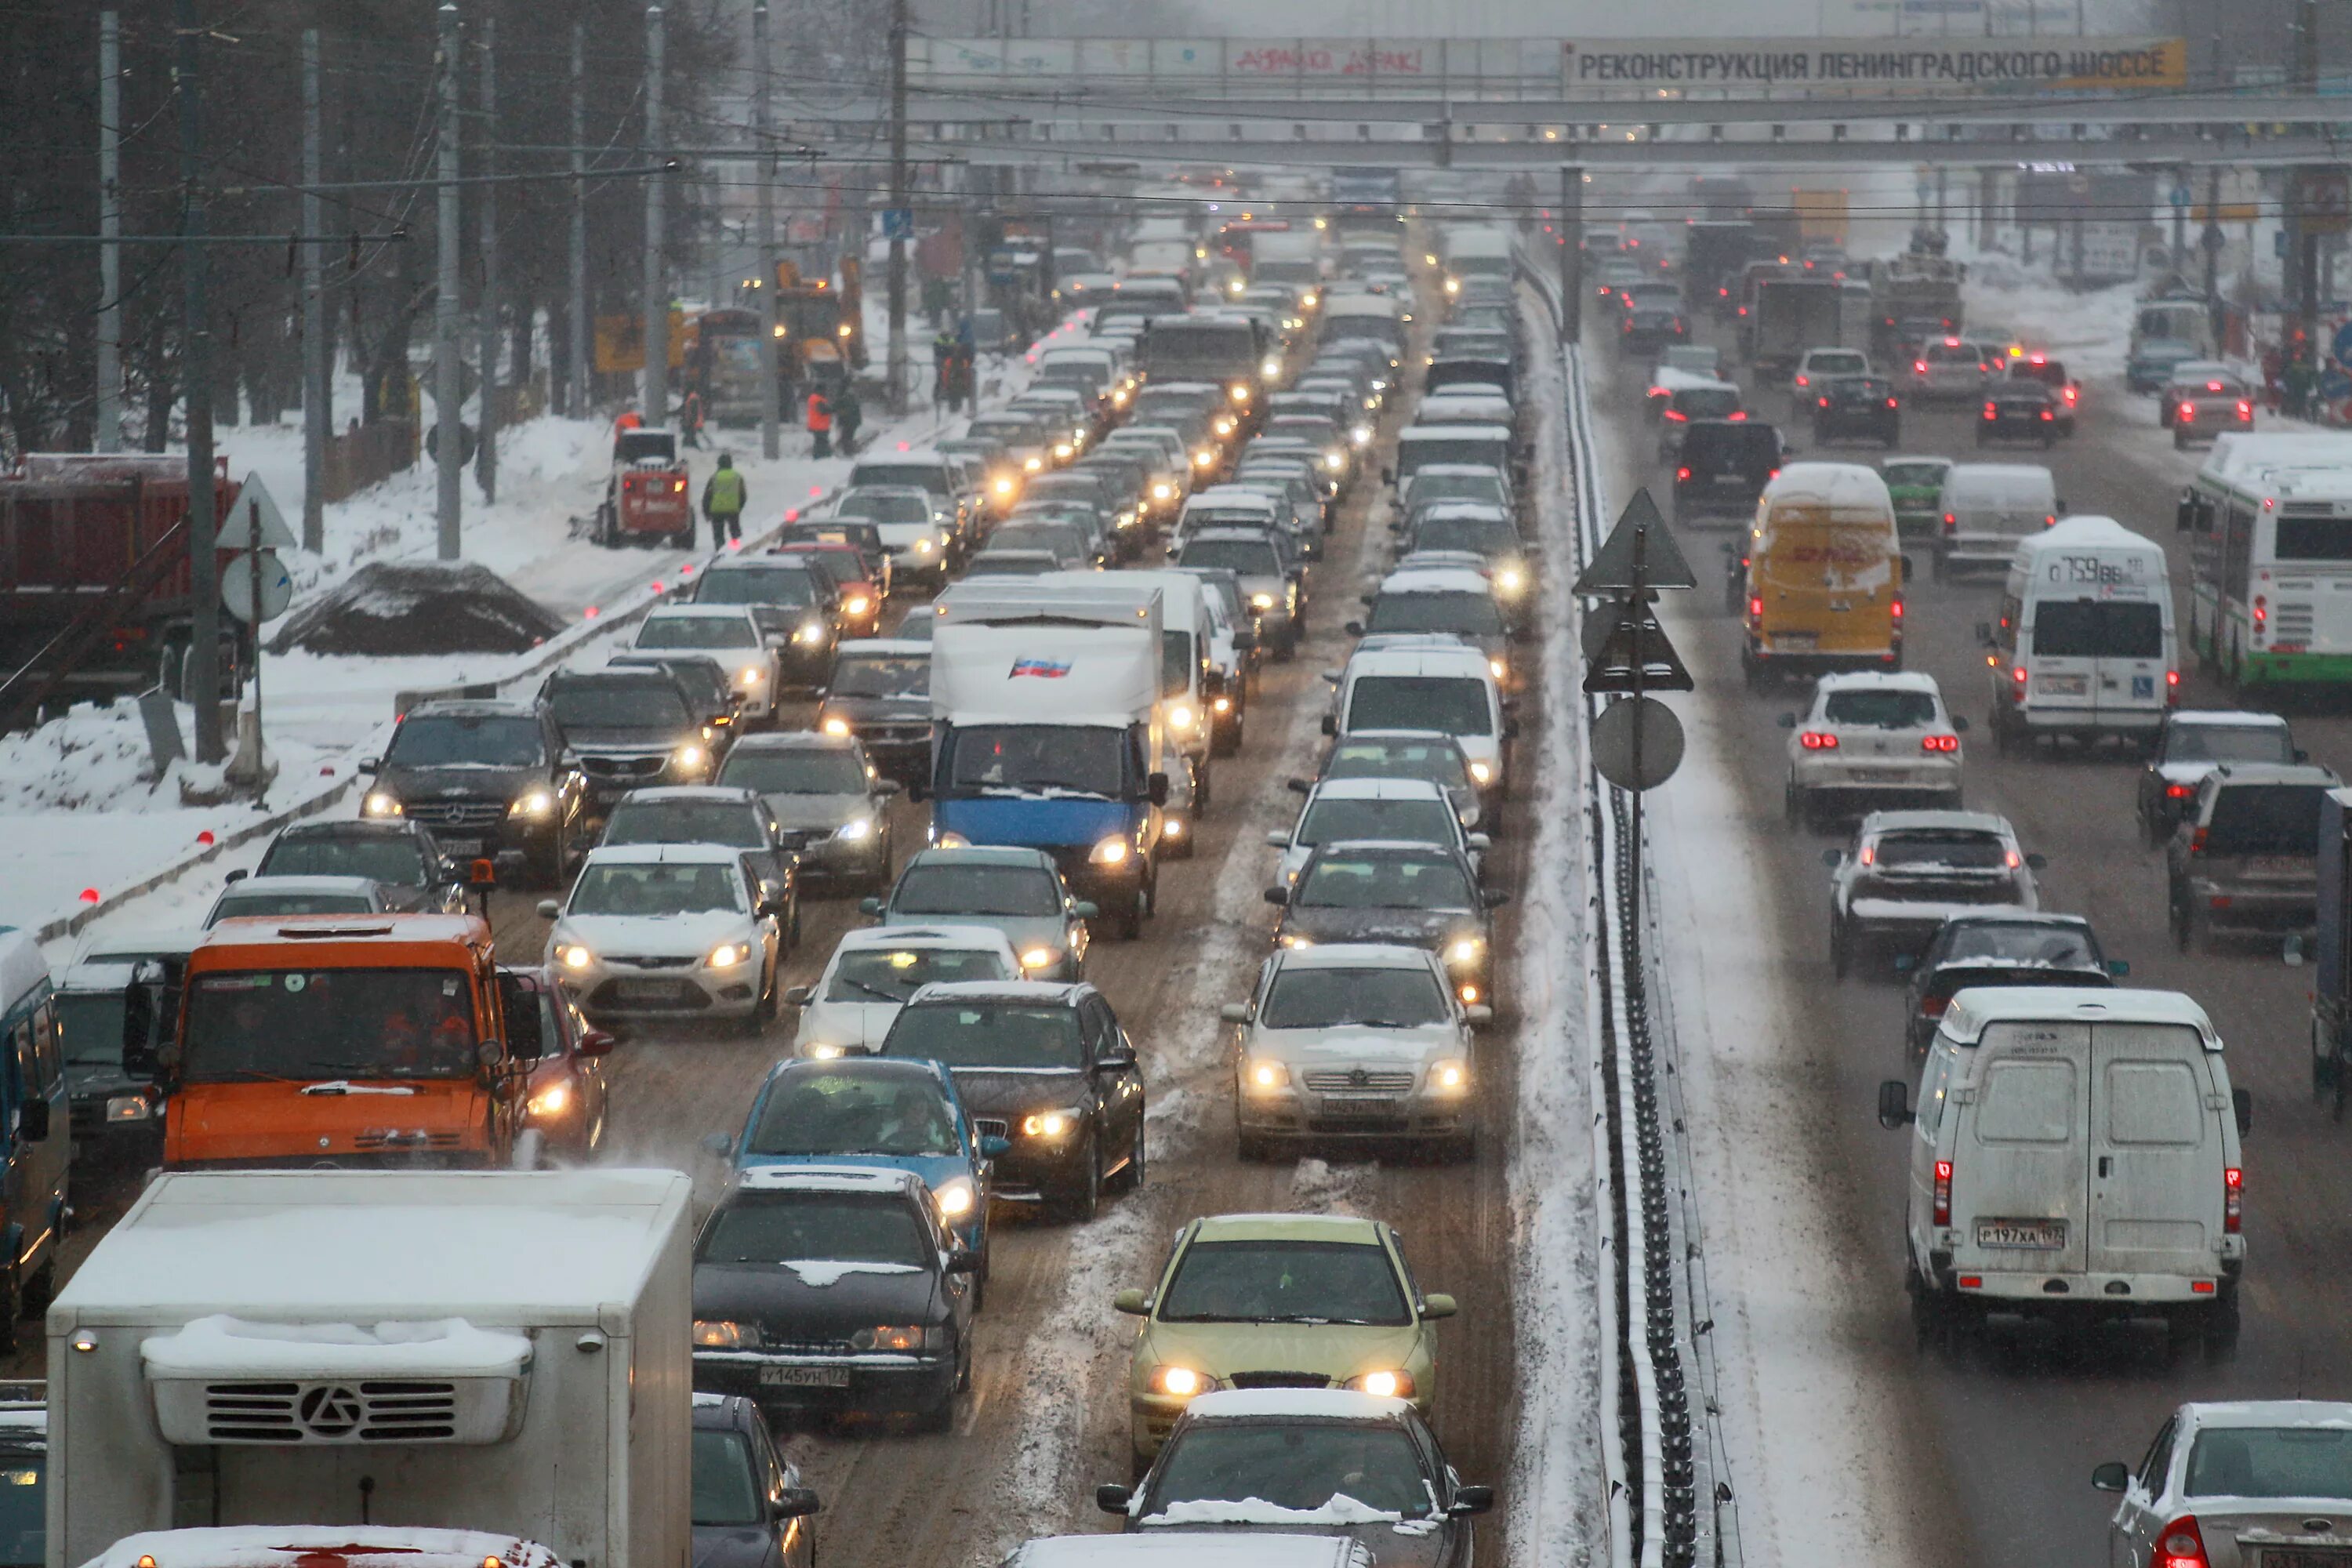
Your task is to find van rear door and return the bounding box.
[2022,595,2101,726]
[1956,1022,2091,1276]
[2088,1020,2219,1279]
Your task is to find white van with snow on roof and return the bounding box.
[1983,516,2177,750]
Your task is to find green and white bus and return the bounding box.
[2177,434,2352,689]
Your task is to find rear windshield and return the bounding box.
[831,654,930,699]
[603,800,762,850]
[1366,593,1504,637]
[1807,352,1867,376]
[2205,784,2328,857]
[1685,427,1779,468]
[1942,922,2098,967]
[1823,688,1937,728]
[2185,1427,2352,1501]
[746,1072,960,1158]
[1676,388,1743,418]
[637,616,756,651]
[1295,854,1474,909]
[1926,343,1984,365]
[892,863,1058,918]
[717,749,869,796]
[848,464,947,495]
[2165,724,2292,765]
[1326,739,1468,788]
[1871,831,2009,871]
[1415,517,1519,555]
[1181,539,1282,577]
[2031,601,2162,659]
[884,1003,1083,1069]
[386,715,543,768]
[1882,462,1948,488]
[1346,676,1491,737]
[834,492,931,524]
[1407,475,1507,508]
[1298,796,1457,850]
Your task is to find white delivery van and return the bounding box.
[1986,516,2177,749]
[1878,987,2250,1353]
[1329,641,1514,804]
[46,1168,693,1568]
[1933,462,2061,577]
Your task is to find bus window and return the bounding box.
[2224,506,2254,602]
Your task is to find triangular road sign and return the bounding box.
[1581,593,1695,694]
[218,474,298,553]
[1571,488,1697,595]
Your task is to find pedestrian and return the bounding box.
[933,330,956,410]
[612,405,643,459]
[702,452,746,550]
[806,387,834,459]
[833,383,864,456]
[680,388,706,449]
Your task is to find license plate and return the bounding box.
[1772,632,1818,651]
[2250,855,2309,878]
[440,837,484,858]
[2263,1550,2352,1568]
[760,1365,851,1388]
[1320,1096,1401,1115]
[1849,769,1908,783]
[614,980,675,1000]
[1975,1219,2066,1250]
[2037,674,2088,695]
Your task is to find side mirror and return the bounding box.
[1112,1287,1150,1316]
[1467,832,1492,852]
[1420,1292,1457,1319]
[1344,620,1367,637]
[496,971,545,1062]
[1450,1484,1496,1516]
[359,756,382,773]
[1286,778,1312,795]
[1073,900,1100,920]
[945,1246,982,1275]
[1320,714,1337,736]
[2234,1087,2252,1137]
[699,1131,736,1159]
[1877,1080,1915,1129]
[1147,771,1171,808]
[1464,1004,1494,1028]
[1951,714,1970,733]
[2297,747,2313,764]
[782,985,814,1008]
[1220,1002,1253,1023]
[579,1028,618,1058]
[2107,959,2131,978]
[2090,1462,2131,1494]
[1777,713,1797,729]
[980,1134,1012,1159]
[1096,1484,1134,1514]
[1265,830,1292,848]
[775,1488,823,1521]
[1822,848,1845,867]
[859,896,885,916]
[1483,888,1509,908]
[536,898,561,920]
[1892,953,1915,973]
[2025,852,2048,870]
[223,868,249,885]
[1263,887,1289,906]
[17,1100,49,1144]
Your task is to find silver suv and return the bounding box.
[2167,761,2342,953]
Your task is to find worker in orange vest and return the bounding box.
[612,407,644,459]
[805,387,834,459]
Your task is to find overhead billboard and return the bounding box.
[1560,36,2187,92]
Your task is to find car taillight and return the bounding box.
[1922,734,1958,752]
[1800,731,1838,750]
[2238,400,2253,419]
[2190,826,2208,854]
[1859,845,1875,866]
[1887,397,1900,408]
[1983,402,1998,419]
[1730,410,1748,420]
[2040,408,2054,421]
[2063,386,2078,404]
[2013,666,2027,685]
[1914,359,1928,373]
[1819,397,1831,408]
[1921,994,1948,1018]
[2254,595,2267,626]
[1676,466,1692,481]
[1665,408,1688,421]
[1767,467,1780,479]
[2154,1515,2210,1568]
[2045,515,2056,528]
[1933,1160,1951,1225]
[2180,401,2196,421]
[2224,1167,2242,1234]
[1795,374,1809,387]
[1748,596,1762,620]
[1891,599,1904,620]
[2167,782,2194,799]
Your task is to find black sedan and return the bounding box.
[689,1167,978,1428]
[1895,913,2120,1058]
[1269,840,1507,1007]
[1810,375,1901,448]
[879,980,1145,1222]
[692,1392,822,1568]
[1097,1388,1492,1568]
[1976,381,2062,447]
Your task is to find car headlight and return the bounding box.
[1246,1058,1290,1092]
[1149,1365,1214,1398]
[706,942,751,969]
[1445,937,1486,968]
[1212,695,1231,714]
[933,1176,978,1218]
[527,1080,572,1117]
[1019,946,1060,970]
[1089,836,1130,866]
[821,715,851,736]
[1250,591,1276,609]
[1024,456,1044,473]
[362,789,402,818]
[1468,760,1494,785]
[1428,1059,1469,1094]
[1324,451,1346,472]
[693,1319,761,1349]
[509,789,556,819]
[794,621,827,645]
[556,943,594,971]
[1022,1109,1080,1138]
[1167,705,1195,732]
[1054,441,1075,459]
[738,665,764,686]
[1489,658,1507,680]
[850,1325,940,1352]
[1152,482,1173,501]
[1302,289,1319,306]
[1194,448,1216,468]
[1163,816,1186,839]
[675,744,706,771]
[1260,358,1281,379]
[843,594,872,617]
[1346,1369,1416,1399]
[916,537,935,555]
[1351,424,1373,445]
[995,475,1018,496]
[1279,933,1314,949]
[837,816,875,842]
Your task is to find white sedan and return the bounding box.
[2095,1401,2350,1568]
[539,843,786,1033]
[1780,671,1966,829]
[786,923,1021,1059]
[1267,776,1485,887]
[630,605,782,724]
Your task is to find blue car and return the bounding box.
[709,1056,1007,1286]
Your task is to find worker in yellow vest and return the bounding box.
[702,453,747,549]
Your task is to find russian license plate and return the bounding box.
[614,979,676,1001]
[2250,855,2308,878]
[1849,769,1907,783]
[1773,631,1818,652]
[2263,1551,2352,1568]
[2036,673,2088,696]
[1976,1219,2066,1250]
[760,1365,851,1388]
[440,837,484,858]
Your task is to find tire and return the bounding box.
[18,1254,54,1321]
[1193,759,1212,814]
[2201,1288,2242,1362]
[1051,1135,1102,1223]
[1831,916,1852,979]
[2171,890,2194,953]
[1108,1117,1147,1193]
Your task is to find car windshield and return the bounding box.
[1679,388,1743,417]
[1347,677,1492,737]
[1149,1423,1432,1519]
[2165,724,2292,765]
[639,616,755,652]
[778,550,861,588]
[746,1071,960,1156]
[258,835,426,886]
[836,492,932,524]
[1871,832,2010,872]
[947,726,1127,798]
[0,1446,43,1563]
[2031,601,2163,659]
[568,862,743,916]
[182,968,480,1083]
[1296,855,1474,910]
[619,660,729,712]
[699,1191,929,1267]
[1882,463,1948,488]
[547,682,691,732]
[386,715,542,768]
[1326,740,1468,789]
[849,464,946,494]
[1299,797,1457,849]
[56,991,130,1069]
[2205,785,2330,858]
[1261,966,1451,1029]
[718,748,869,796]
[1414,518,1516,558]
[1940,923,2098,968]
[1179,539,1283,577]
[691,1430,764,1527]
[2185,1426,2352,1501]
[827,946,1010,1002]
[1809,353,1867,376]
[893,863,1059,918]
[697,569,820,608]
[604,801,762,850]
[831,654,930,699]
[1159,1239,1410,1325]
[1823,689,1938,728]
[208,891,375,927]
[1367,593,1504,637]
[884,1003,1083,1069]
[1408,475,1505,508]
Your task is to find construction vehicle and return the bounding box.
[1868,251,1968,361]
[594,426,694,549]
[1791,187,1851,249]
[775,256,866,406]
[688,305,770,428]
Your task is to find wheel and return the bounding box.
[787,893,804,950]
[1108,1117,1147,1193]
[1930,550,1947,583]
[2172,430,2188,452]
[2201,1287,2242,1362]
[1905,1264,1948,1353]
[1831,916,1852,979]
[1051,1135,1102,1223]
[18,1254,54,1321]
[1192,759,1212,814]
[2171,889,2194,953]
[739,960,776,1036]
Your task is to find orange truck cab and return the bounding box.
[125,914,542,1171]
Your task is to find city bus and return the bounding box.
[2178,434,2352,691]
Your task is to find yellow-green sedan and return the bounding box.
[1112,1212,1456,1476]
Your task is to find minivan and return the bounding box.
[1984,516,2178,750]
[1878,986,2249,1355]
[1740,463,1904,685]
[1933,463,2060,579]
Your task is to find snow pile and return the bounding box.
[1944,241,2143,379]
[141,1314,533,1377]
[0,699,169,814]
[1147,1494,1405,1526]
[270,561,562,657]
[781,1260,920,1287]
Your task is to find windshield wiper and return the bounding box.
[844,978,906,1005]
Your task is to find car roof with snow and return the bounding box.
[1006,1535,1372,1568]
[1193,1212,1389,1243]
[827,924,1017,956]
[0,931,47,1013]
[733,1164,926,1196]
[1181,1388,1415,1422]
[1858,810,2016,837]
[838,637,931,658]
[66,925,204,980]
[191,913,483,954]
[607,785,764,810]
[904,980,1088,1007]
[211,875,388,901]
[1274,942,1444,972]
[82,1529,565,1568]
[2169,1399,2352,1432]
[2169,710,2291,730]
[1305,777,1452,804]
[641,604,758,620]
[1378,568,1497,597]
[576,842,750,868]
[1940,986,2219,1049]
[1813,671,1943,697]
[2012,516,2154,556]
[1764,462,1894,509]
[726,731,862,756]
[1344,643,1497,678]
[402,697,539,720]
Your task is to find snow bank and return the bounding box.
[141,1314,533,1378]
[781,1261,920,1287]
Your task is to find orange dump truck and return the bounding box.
[125,913,539,1170]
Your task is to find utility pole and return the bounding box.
[176,0,224,763]
[434,2,463,561]
[886,0,910,413]
[642,5,668,425]
[754,0,779,460]
[300,27,325,550]
[1561,166,1584,342]
[568,22,589,419]
[96,11,122,454]
[2202,164,2223,332]
[2294,0,2323,374]
[477,15,499,505]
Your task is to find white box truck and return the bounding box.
[46,1169,694,1568]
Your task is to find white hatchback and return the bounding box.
[1781,672,1966,829]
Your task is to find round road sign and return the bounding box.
[1590,696,1684,793]
[220,549,293,623]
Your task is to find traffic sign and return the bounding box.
[881,207,915,241]
[220,550,292,624]
[1590,696,1685,792]
[2299,169,2351,237]
[1571,488,1696,595]
[216,474,296,553]
[1581,593,1694,695]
